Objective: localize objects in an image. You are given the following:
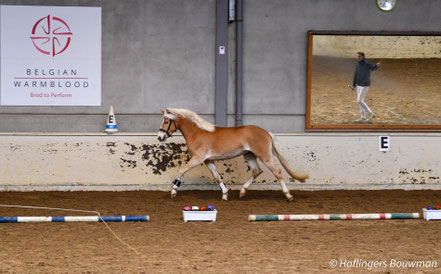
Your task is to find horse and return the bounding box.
[157,108,309,201]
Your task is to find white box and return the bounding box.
[183,210,217,222]
[422,208,441,221]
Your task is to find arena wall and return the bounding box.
[1,133,440,191]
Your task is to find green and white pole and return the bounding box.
[249,213,420,222]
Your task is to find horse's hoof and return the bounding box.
[171,189,177,198]
[222,193,228,201]
[239,188,246,198]
[286,193,293,202]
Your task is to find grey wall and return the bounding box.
[1,0,440,132]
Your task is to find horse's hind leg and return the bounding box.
[239,153,263,198]
[205,160,228,201]
[265,160,293,201]
[257,152,293,202]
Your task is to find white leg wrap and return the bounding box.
[219,182,228,194]
[280,180,289,194]
[279,180,293,201]
[242,177,253,190]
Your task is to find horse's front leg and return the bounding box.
[205,160,228,201]
[171,156,203,198]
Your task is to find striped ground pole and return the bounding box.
[0,215,149,223]
[248,213,420,221]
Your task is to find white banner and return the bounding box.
[1,5,101,106]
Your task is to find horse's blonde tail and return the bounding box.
[269,133,309,182]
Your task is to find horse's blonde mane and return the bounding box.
[165,108,215,132]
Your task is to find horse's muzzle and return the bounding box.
[157,132,167,142]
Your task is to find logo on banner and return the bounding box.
[30,15,73,57]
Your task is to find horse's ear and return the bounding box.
[161,109,172,115]
[162,108,176,120]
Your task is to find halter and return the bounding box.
[159,119,177,137]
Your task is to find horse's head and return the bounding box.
[158,109,179,142]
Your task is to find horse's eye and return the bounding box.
[165,121,169,124]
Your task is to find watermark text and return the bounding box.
[329,258,438,270]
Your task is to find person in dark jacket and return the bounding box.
[350,52,381,122]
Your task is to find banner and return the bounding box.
[1,5,101,106]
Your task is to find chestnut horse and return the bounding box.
[157,108,309,201]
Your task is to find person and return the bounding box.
[350,52,381,122]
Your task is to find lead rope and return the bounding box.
[414,58,419,106]
[0,204,141,255]
[378,36,401,64]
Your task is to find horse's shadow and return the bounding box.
[166,190,309,202]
